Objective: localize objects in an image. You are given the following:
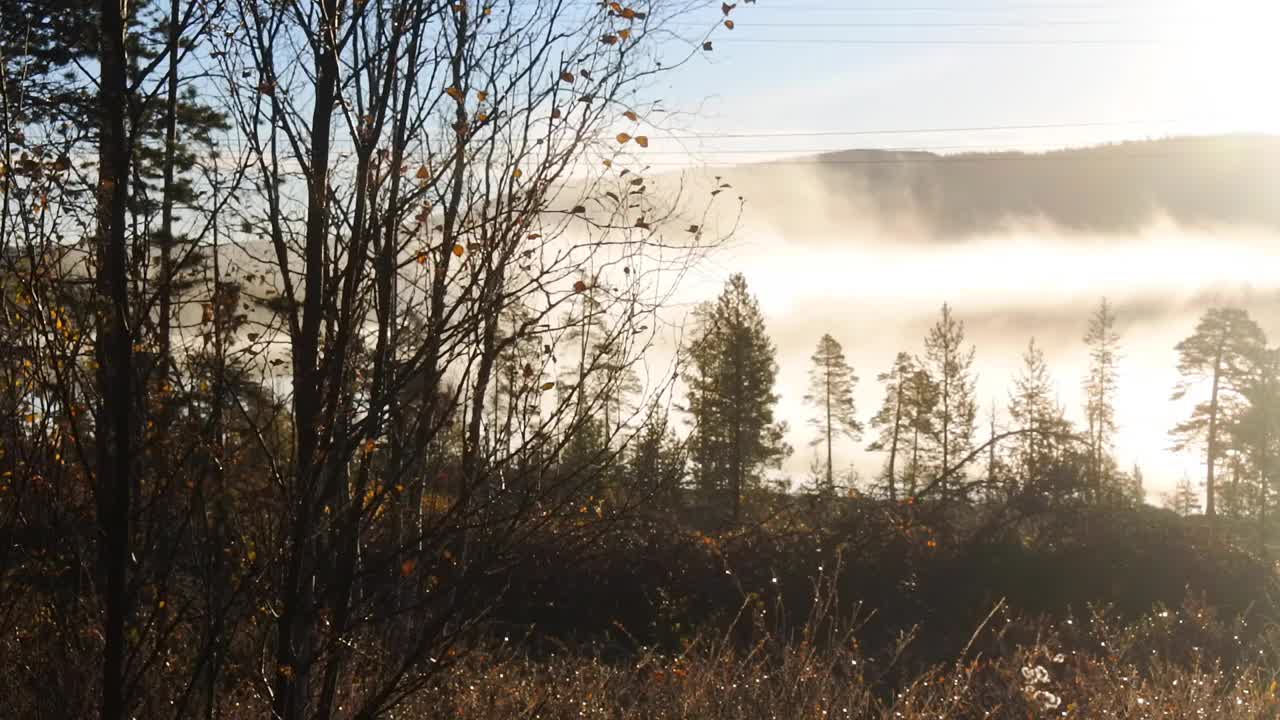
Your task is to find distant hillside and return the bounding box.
[719,134,1280,238]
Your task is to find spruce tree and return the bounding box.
[920,303,977,497]
[1008,338,1065,487]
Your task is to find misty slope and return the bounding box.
[719,134,1280,239]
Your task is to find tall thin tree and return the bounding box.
[1083,298,1121,502]
[804,334,862,493]
[921,303,977,497]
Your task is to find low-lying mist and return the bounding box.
[660,136,1280,498]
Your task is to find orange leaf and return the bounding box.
[622,110,638,121]
[724,19,734,29]
[401,559,417,576]
[634,135,648,148]
[609,1,622,11]
[573,279,588,293]
[621,7,636,19]
[452,244,465,257]
[476,111,488,121]
[618,28,631,40]
[445,85,462,100]
[602,159,612,168]
[616,132,631,144]
[477,90,488,102]
[416,252,428,265]
[512,168,522,178]
[540,381,556,391]
[560,71,575,83]
[415,165,430,179]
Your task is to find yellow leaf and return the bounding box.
[540,381,556,391]
[512,167,522,178]
[445,86,462,100]
[616,132,631,144]
[602,159,612,168]
[452,244,465,257]
[476,112,488,121]
[619,28,631,40]
[634,135,649,148]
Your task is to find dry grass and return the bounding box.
[406,585,1280,720]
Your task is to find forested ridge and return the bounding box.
[3,0,1280,718]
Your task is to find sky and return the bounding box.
[628,0,1280,502]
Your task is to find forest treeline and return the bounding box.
[680,271,1280,538]
[2,0,1279,717]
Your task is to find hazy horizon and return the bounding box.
[664,135,1280,501]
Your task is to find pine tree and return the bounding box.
[683,274,788,522]
[903,367,939,497]
[1171,307,1267,520]
[804,334,862,494]
[1083,298,1122,503]
[920,303,977,497]
[868,352,927,500]
[1229,346,1280,545]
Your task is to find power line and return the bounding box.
[639,140,1074,154]
[712,37,1157,45]
[676,20,1148,27]
[637,145,1279,167]
[661,120,1169,140]
[728,3,1136,11]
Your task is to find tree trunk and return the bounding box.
[158,0,179,374]
[1206,346,1224,520]
[95,0,134,716]
[825,357,833,491]
[887,382,902,501]
[274,0,341,713]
